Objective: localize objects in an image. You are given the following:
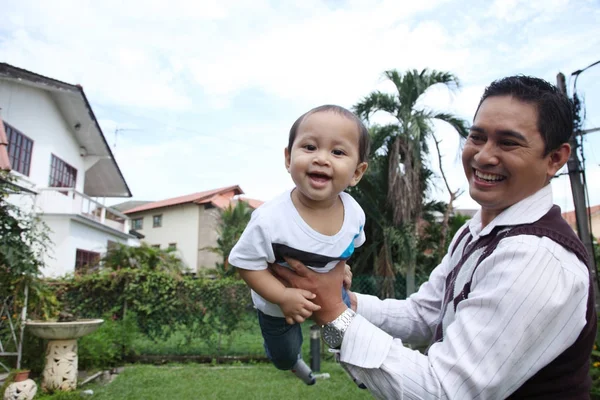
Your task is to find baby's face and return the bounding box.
[285,111,366,206]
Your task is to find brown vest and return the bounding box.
[432,205,596,399]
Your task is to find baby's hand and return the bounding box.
[279,288,321,325]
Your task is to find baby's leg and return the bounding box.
[257,310,315,385]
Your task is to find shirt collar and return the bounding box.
[468,184,554,237]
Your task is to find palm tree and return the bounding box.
[352,69,469,296]
[204,200,253,277]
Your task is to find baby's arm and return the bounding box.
[238,269,321,324]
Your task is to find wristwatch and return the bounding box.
[321,308,356,349]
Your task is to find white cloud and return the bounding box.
[2,0,599,211]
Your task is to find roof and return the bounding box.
[562,205,600,226]
[239,197,264,209]
[0,63,132,197]
[124,185,245,214]
[0,117,10,171]
[110,200,153,213]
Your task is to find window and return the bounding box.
[168,243,177,250]
[151,244,160,249]
[49,154,77,190]
[4,122,33,176]
[153,214,162,228]
[132,218,143,230]
[75,249,100,271]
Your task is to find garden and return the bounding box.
[2,66,600,398]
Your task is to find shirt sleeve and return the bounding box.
[341,236,589,399]
[227,210,275,270]
[355,250,450,346]
[353,201,366,248]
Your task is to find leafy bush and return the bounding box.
[78,312,140,369]
[50,265,254,364]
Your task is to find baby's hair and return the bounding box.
[288,105,370,163]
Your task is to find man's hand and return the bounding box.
[279,288,321,325]
[270,258,348,325]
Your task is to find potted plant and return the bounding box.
[13,369,30,382]
[1,368,37,400]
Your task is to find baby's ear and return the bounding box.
[350,162,368,186]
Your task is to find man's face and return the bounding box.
[462,95,568,225]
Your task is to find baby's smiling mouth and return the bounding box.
[308,172,331,182]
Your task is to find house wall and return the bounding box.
[0,80,85,195]
[130,204,200,271]
[40,215,132,277]
[592,212,600,241]
[197,206,222,270]
[39,215,71,277]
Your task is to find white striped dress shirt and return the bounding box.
[341,184,590,399]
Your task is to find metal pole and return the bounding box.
[17,284,29,369]
[309,325,321,373]
[557,73,600,313]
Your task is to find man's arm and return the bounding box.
[272,239,589,399]
[274,256,450,346]
[352,254,451,346]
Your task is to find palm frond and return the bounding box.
[353,92,398,122]
[430,112,470,139]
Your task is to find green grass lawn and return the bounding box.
[36,362,373,400]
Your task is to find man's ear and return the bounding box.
[547,143,570,179]
[349,162,368,187]
[284,147,291,172]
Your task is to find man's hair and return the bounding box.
[288,105,370,163]
[475,75,573,155]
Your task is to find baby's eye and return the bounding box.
[303,144,316,151]
[332,149,346,156]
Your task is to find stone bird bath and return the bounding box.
[26,319,103,392]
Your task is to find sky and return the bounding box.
[1,0,599,212]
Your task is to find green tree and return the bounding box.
[95,242,186,319]
[100,242,184,274]
[205,200,253,277]
[352,69,469,296]
[0,170,57,320]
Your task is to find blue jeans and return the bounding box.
[257,287,351,370]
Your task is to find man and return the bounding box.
[271,76,596,399]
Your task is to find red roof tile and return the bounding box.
[0,117,10,171]
[210,194,233,210]
[124,185,244,214]
[240,197,264,209]
[562,205,600,227]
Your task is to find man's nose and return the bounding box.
[474,141,499,165]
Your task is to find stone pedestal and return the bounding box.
[41,339,78,392]
[3,379,37,400]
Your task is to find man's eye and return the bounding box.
[469,134,484,143]
[501,141,518,147]
[332,149,345,156]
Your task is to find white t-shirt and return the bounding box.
[228,189,366,317]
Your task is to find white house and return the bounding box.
[0,63,140,277]
[121,186,263,273]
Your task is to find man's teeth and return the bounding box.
[475,170,504,181]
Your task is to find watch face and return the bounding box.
[322,325,343,348]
